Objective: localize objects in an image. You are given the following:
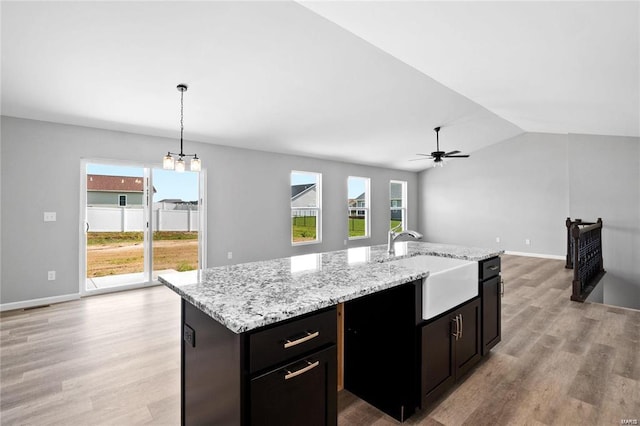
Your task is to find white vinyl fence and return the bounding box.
[87,207,198,232]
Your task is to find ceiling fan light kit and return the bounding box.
[412,126,470,168]
[163,84,201,172]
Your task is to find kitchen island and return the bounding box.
[160,242,503,425]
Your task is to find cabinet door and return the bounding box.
[420,313,455,405]
[454,298,482,379]
[481,275,501,355]
[183,300,242,426]
[250,345,336,426]
[344,281,420,421]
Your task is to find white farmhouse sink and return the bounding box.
[392,255,478,320]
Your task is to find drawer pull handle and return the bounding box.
[451,316,459,340]
[488,265,499,271]
[501,279,505,297]
[459,314,463,339]
[285,360,319,380]
[284,331,319,349]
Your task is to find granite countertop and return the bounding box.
[159,241,503,333]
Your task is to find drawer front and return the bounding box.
[249,345,337,426]
[480,256,501,280]
[249,308,336,373]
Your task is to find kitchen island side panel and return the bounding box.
[183,299,244,426]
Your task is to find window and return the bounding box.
[291,171,321,244]
[348,176,370,239]
[118,194,127,207]
[390,180,407,231]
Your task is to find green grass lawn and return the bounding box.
[292,218,405,241]
[87,231,198,245]
[292,216,317,242]
[348,217,366,237]
[348,218,403,237]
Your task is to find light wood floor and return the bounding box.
[1,255,639,425]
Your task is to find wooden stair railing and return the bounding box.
[566,217,606,302]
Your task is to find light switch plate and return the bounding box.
[44,212,56,222]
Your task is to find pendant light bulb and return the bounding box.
[175,157,186,173]
[163,152,175,170]
[190,155,201,172]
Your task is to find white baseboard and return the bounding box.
[0,293,80,312]
[504,251,565,260]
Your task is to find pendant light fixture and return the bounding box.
[163,84,201,172]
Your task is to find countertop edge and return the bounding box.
[161,272,429,333]
[160,243,503,333]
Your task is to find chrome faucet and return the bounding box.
[387,224,423,254]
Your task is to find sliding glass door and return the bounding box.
[151,168,200,280]
[81,160,203,294]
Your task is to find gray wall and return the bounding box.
[418,131,640,309]
[418,132,569,254]
[567,134,640,309]
[0,116,417,305]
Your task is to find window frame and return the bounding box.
[118,194,127,207]
[348,176,371,240]
[390,180,407,231]
[291,170,322,246]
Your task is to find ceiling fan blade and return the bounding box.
[445,150,460,155]
[409,157,431,162]
[415,153,433,157]
[444,154,470,158]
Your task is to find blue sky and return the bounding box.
[347,177,366,199]
[88,165,365,201]
[291,171,365,198]
[87,164,199,202]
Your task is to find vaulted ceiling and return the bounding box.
[1,1,638,171]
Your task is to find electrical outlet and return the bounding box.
[47,271,56,281]
[227,252,232,260]
[344,239,348,246]
[44,212,56,222]
[525,239,531,245]
[496,237,501,243]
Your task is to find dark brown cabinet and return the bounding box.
[182,300,337,426]
[343,281,422,422]
[180,255,502,425]
[250,345,336,426]
[479,256,502,354]
[420,297,481,406]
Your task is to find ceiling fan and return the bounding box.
[412,126,470,167]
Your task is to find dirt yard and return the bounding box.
[87,240,198,277]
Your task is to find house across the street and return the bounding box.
[87,174,155,207]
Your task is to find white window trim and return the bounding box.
[390,180,407,231]
[291,171,322,246]
[118,194,127,207]
[348,176,370,240]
